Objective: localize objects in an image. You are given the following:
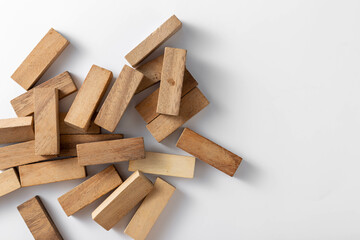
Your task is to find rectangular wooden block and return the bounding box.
[125,15,182,67]
[10,71,77,117]
[135,55,164,94]
[0,116,34,144]
[77,137,145,166]
[94,65,144,132]
[19,157,86,187]
[11,28,69,90]
[17,196,63,240]
[146,87,209,142]
[0,168,21,197]
[129,152,195,178]
[58,165,122,216]
[34,88,60,155]
[176,128,242,177]
[92,171,153,230]
[124,178,175,240]
[59,112,100,134]
[65,65,112,131]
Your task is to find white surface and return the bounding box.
[0,0,360,239]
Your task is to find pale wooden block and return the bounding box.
[77,137,145,166]
[0,116,34,144]
[11,28,69,90]
[125,178,175,240]
[176,128,242,177]
[129,152,195,178]
[94,65,144,132]
[0,168,21,197]
[10,72,77,117]
[125,15,182,67]
[135,55,164,94]
[19,157,86,187]
[92,171,153,230]
[58,165,122,216]
[65,65,112,131]
[59,112,100,135]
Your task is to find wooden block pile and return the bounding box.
[0,15,243,239]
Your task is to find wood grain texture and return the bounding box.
[129,152,195,178]
[176,128,242,177]
[77,137,145,166]
[10,71,77,117]
[19,157,86,187]
[17,196,63,240]
[58,165,122,216]
[146,87,209,142]
[0,116,34,144]
[135,55,163,94]
[59,112,100,134]
[65,65,112,131]
[94,65,144,132]
[0,168,21,197]
[34,88,60,155]
[92,171,153,230]
[124,178,175,240]
[125,15,182,67]
[11,28,69,90]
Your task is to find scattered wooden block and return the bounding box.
[65,65,112,132]
[176,128,242,177]
[92,171,153,230]
[11,28,69,90]
[125,15,182,67]
[0,168,21,197]
[135,55,164,94]
[124,178,175,240]
[94,65,144,132]
[19,157,86,187]
[0,116,34,144]
[59,112,100,134]
[129,152,195,178]
[146,87,209,142]
[58,165,122,216]
[34,88,60,155]
[10,71,77,117]
[77,137,145,166]
[17,196,63,240]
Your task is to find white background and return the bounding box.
[1,0,360,239]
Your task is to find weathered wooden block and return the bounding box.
[92,171,153,230]
[135,55,164,94]
[11,28,69,90]
[0,116,34,144]
[59,112,100,135]
[176,128,242,177]
[0,168,21,197]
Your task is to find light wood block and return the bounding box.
[125,178,175,240]
[11,28,69,90]
[34,88,60,155]
[92,171,153,230]
[17,196,63,240]
[77,137,145,166]
[125,15,182,67]
[135,55,163,94]
[10,72,77,117]
[0,116,34,144]
[59,112,100,134]
[65,65,112,131]
[94,65,144,132]
[0,168,21,197]
[176,128,242,177]
[129,152,195,178]
[58,165,122,216]
[19,157,86,187]
[146,87,209,142]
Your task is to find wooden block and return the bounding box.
[129,152,195,178]
[10,72,77,117]
[146,87,209,142]
[65,65,112,131]
[92,171,153,230]
[58,165,122,216]
[77,137,145,166]
[34,88,60,155]
[176,128,242,177]
[94,65,144,132]
[17,196,63,240]
[0,116,34,144]
[59,112,100,134]
[135,55,163,94]
[125,178,175,240]
[19,157,86,187]
[11,28,69,90]
[0,168,21,197]
[125,15,182,67]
